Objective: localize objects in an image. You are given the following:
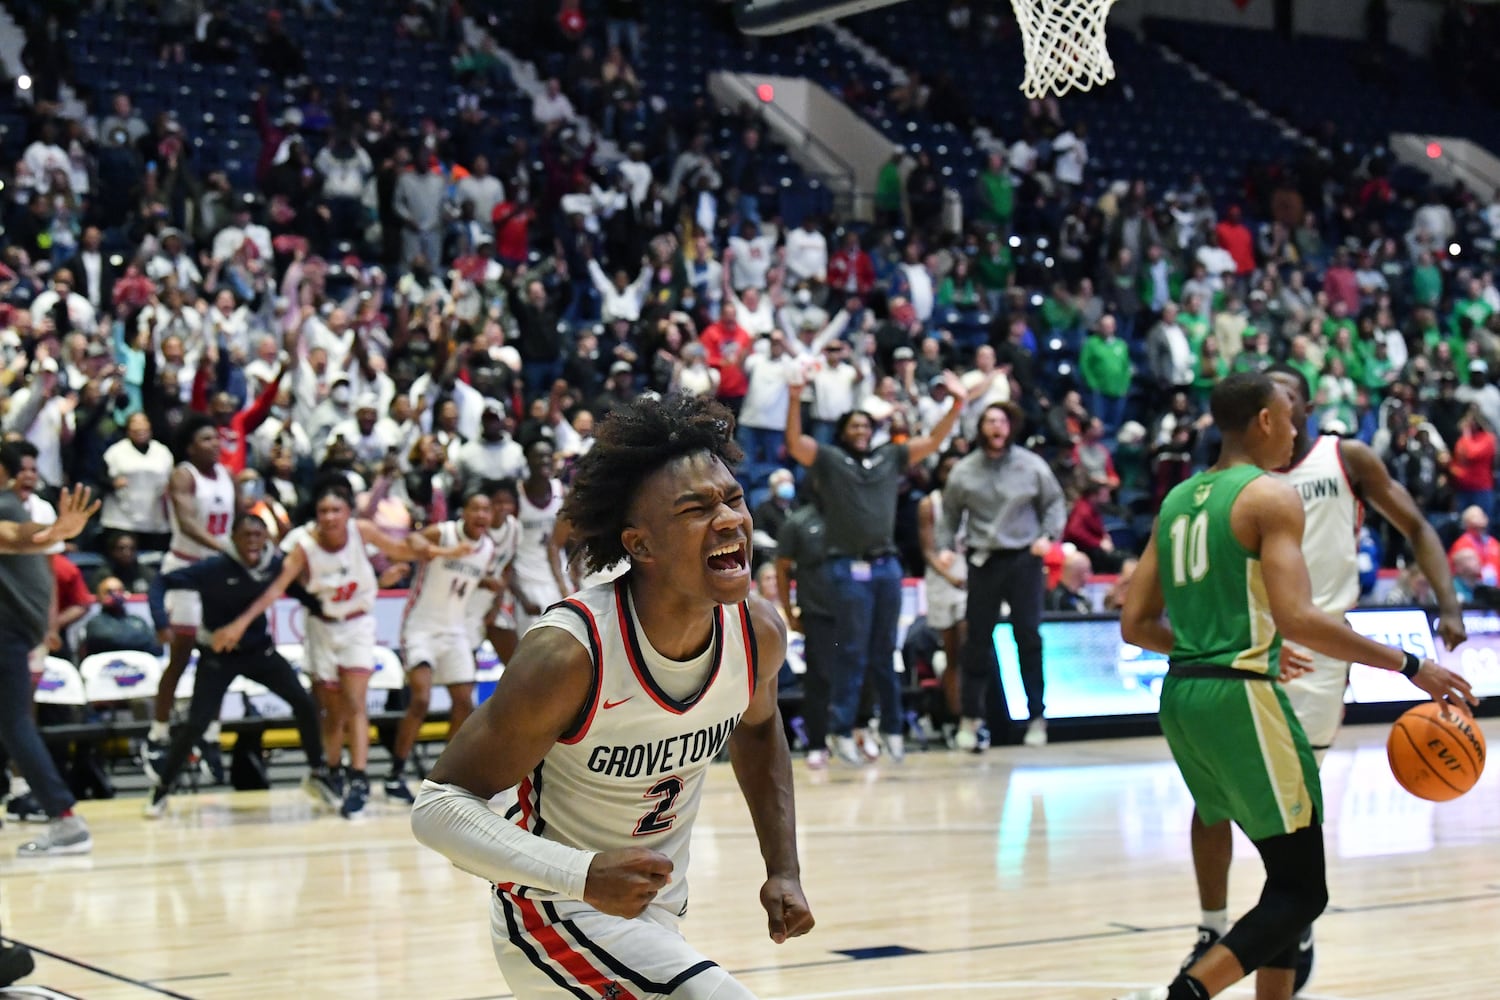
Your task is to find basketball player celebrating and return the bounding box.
[470,479,523,664]
[512,441,569,633]
[386,492,498,804]
[145,417,237,782]
[211,477,464,817]
[1119,372,1475,1000]
[917,451,967,726]
[412,395,814,1000]
[1177,363,1470,988]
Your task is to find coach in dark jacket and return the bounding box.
[143,513,340,816]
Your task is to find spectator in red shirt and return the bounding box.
[827,232,875,297]
[1213,205,1256,278]
[1449,406,1496,517]
[1063,483,1122,572]
[1449,503,1500,588]
[698,302,753,413]
[49,552,94,659]
[192,362,287,474]
[1320,248,1361,316]
[492,198,535,271]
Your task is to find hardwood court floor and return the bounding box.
[2,724,1496,1000]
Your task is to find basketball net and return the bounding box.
[1013,0,1120,98]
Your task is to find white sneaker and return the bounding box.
[884,734,905,763]
[17,814,92,856]
[1114,989,1169,1000]
[805,749,829,770]
[858,731,881,762]
[1024,718,1048,747]
[143,789,169,820]
[832,736,862,766]
[953,717,982,752]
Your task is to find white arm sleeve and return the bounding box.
[411,780,596,899]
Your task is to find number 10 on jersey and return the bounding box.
[1168,512,1210,587]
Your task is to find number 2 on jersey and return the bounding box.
[633,775,684,836]
[1168,511,1210,586]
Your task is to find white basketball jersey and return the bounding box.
[290,521,378,618]
[485,513,522,577]
[404,521,494,633]
[512,480,563,591]
[167,463,236,560]
[1277,435,1361,614]
[506,577,758,917]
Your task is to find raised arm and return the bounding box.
[1251,478,1475,707]
[905,370,967,465]
[1342,439,1466,650]
[727,595,814,944]
[783,372,819,467]
[0,485,102,553]
[415,626,672,917]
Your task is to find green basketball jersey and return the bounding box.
[1155,465,1282,677]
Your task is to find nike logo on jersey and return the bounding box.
[603,697,634,710]
[226,577,240,584]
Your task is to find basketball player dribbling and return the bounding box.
[412,395,814,1000]
[1176,364,1470,990]
[145,417,237,782]
[1119,373,1474,1000]
[386,492,498,803]
[212,477,464,817]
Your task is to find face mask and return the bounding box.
[330,385,351,406]
[774,482,795,502]
[795,289,812,306]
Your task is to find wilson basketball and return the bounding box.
[1386,703,1487,802]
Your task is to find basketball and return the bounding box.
[1386,703,1487,802]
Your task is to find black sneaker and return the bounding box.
[384,778,415,804]
[142,737,169,784]
[197,739,225,785]
[6,793,48,824]
[0,942,34,987]
[1180,925,1221,971]
[1293,925,1314,993]
[301,771,343,809]
[341,775,370,818]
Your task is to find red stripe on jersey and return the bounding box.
[514,895,641,999]
[737,602,756,701]
[516,776,535,831]
[557,599,604,745]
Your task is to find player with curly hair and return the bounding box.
[413,393,813,999]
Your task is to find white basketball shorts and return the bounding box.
[924,571,967,632]
[304,614,377,685]
[161,553,203,631]
[1281,648,1351,758]
[402,627,476,687]
[491,890,755,1000]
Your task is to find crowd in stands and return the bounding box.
[5,0,1500,658]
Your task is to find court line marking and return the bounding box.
[145,973,231,985]
[9,940,197,1000]
[763,984,1357,1000]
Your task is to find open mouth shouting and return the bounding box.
[706,540,749,577]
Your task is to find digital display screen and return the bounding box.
[994,608,1500,722]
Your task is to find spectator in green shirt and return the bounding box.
[874,151,904,230]
[975,231,1013,313]
[937,255,981,311]
[1040,280,1082,335]
[1327,326,1367,386]
[1190,337,1228,408]
[1411,250,1443,308]
[1230,330,1274,375]
[1078,313,1130,431]
[975,151,1014,231]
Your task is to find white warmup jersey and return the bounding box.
[162,462,237,630]
[466,513,521,642]
[1275,434,1362,750]
[504,577,758,919]
[404,521,496,634]
[512,480,565,624]
[166,462,235,561]
[290,521,379,619]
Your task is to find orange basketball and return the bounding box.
[1386,703,1487,802]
